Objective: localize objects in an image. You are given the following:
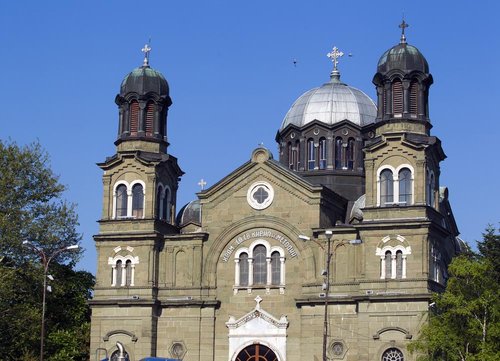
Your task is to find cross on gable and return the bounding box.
[254,295,263,309]
[198,179,207,190]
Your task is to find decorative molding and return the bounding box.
[103,329,138,342]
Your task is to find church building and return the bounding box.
[89,25,462,361]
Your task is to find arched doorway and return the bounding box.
[236,344,278,361]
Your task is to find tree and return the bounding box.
[0,140,94,361]
[409,227,500,361]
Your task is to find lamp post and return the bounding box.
[300,231,362,361]
[22,240,79,361]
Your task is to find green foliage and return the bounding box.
[409,226,500,361]
[0,140,81,265]
[0,140,94,360]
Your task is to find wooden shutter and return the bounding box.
[129,101,139,135]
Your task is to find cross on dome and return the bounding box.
[142,43,152,66]
[399,19,409,44]
[327,46,344,71]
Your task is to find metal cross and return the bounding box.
[327,46,344,71]
[141,43,152,66]
[198,178,207,190]
[399,19,409,43]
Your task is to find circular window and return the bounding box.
[171,342,184,358]
[247,182,274,210]
[331,342,344,356]
[382,348,404,361]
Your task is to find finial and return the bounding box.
[327,46,344,82]
[141,41,152,66]
[399,18,409,44]
[255,295,263,309]
[198,178,207,190]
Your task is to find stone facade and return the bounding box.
[90,35,461,361]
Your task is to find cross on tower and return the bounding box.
[399,19,409,44]
[198,178,207,190]
[327,46,344,71]
[142,43,152,66]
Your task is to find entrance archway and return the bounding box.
[235,344,278,361]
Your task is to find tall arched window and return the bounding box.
[319,138,327,170]
[163,188,170,221]
[271,251,281,285]
[307,139,315,170]
[156,186,163,219]
[380,169,394,206]
[239,253,249,286]
[145,102,154,135]
[287,142,293,170]
[410,81,418,115]
[392,80,403,114]
[427,172,435,207]
[346,138,355,170]
[396,251,403,279]
[129,101,139,135]
[116,184,128,218]
[253,245,267,284]
[295,140,300,170]
[125,260,132,286]
[132,184,144,218]
[335,137,343,169]
[385,251,392,279]
[398,168,412,205]
[115,260,122,286]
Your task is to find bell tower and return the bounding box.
[90,45,183,356]
[364,22,444,211]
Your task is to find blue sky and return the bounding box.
[1,1,498,273]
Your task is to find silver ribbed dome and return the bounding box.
[280,77,377,130]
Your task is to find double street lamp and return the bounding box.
[300,231,362,361]
[22,240,79,361]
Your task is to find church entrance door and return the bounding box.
[235,344,278,361]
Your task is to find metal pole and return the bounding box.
[40,262,48,361]
[323,235,332,361]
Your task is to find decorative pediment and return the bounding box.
[226,296,288,331]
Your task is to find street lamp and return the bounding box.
[300,231,362,361]
[22,240,79,361]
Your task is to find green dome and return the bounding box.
[377,43,429,74]
[120,65,169,96]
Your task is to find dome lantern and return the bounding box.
[373,21,433,123]
[115,44,173,151]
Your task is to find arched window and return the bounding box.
[253,245,267,284]
[129,101,139,135]
[382,347,404,361]
[145,102,154,135]
[295,140,300,170]
[346,137,355,170]
[398,168,412,205]
[427,172,435,207]
[239,253,249,286]
[396,251,403,279]
[116,184,128,218]
[235,344,278,361]
[392,80,403,114]
[307,139,315,170]
[319,138,327,170]
[380,169,394,206]
[156,186,163,219]
[287,142,293,170]
[234,243,285,293]
[271,251,281,285]
[335,137,343,169]
[132,184,144,218]
[115,260,122,286]
[162,188,170,221]
[385,251,392,279]
[125,260,132,286]
[410,81,418,115]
